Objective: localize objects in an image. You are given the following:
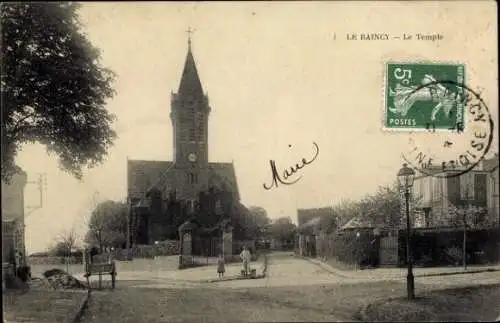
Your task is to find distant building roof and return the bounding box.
[297,207,334,226]
[127,159,240,201]
[340,217,377,230]
[301,217,321,228]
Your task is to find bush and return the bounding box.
[70,250,83,258]
[43,269,86,290]
[4,273,29,291]
[445,246,463,265]
[89,246,100,257]
[317,230,378,267]
[16,265,31,282]
[398,227,500,266]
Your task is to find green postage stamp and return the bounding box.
[384,62,466,131]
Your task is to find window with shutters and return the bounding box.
[447,176,461,204]
[432,177,442,201]
[459,173,475,200]
[474,173,487,205]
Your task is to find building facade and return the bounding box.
[2,170,28,266]
[296,208,333,257]
[483,154,500,225]
[127,37,243,245]
[412,154,499,228]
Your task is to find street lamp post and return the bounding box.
[463,183,473,270]
[397,163,416,300]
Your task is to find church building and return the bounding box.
[127,35,242,245]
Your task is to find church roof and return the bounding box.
[127,160,240,202]
[208,162,240,198]
[177,42,204,100]
[127,160,174,198]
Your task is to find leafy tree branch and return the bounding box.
[1,3,116,181]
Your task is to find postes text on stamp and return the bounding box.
[385,62,465,130]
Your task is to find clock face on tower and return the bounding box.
[188,152,197,163]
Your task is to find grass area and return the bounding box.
[3,290,88,323]
[362,284,500,322]
[80,281,409,322]
[79,278,500,323]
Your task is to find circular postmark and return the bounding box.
[402,80,494,178]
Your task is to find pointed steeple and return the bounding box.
[178,29,204,100]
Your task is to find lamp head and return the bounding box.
[397,163,416,190]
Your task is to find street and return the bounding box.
[77,253,500,322]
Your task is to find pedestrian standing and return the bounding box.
[217,254,225,279]
[239,246,252,276]
[108,247,115,263]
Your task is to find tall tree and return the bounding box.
[246,206,271,238]
[163,191,185,240]
[332,199,362,228]
[85,200,127,250]
[52,228,77,272]
[359,184,402,228]
[269,217,297,243]
[1,3,116,182]
[441,203,490,228]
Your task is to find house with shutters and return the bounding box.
[412,154,499,228]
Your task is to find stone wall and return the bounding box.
[91,241,181,262]
[28,256,83,265]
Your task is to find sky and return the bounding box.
[17,1,498,253]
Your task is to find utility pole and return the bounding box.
[25,173,47,216]
[16,173,46,268]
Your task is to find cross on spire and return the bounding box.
[186,27,196,48]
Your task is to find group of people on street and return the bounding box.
[217,245,252,279]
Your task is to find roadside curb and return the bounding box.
[69,289,90,323]
[300,256,351,278]
[202,274,267,283]
[419,268,500,278]
[303,255,500,280]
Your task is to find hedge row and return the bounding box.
[316,230,378,267]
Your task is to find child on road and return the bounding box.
[217,254,225,279]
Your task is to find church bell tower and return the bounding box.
[170,30,211,200]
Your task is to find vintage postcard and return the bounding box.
[2,1,499,322]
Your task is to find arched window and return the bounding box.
[187,172,197,184]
